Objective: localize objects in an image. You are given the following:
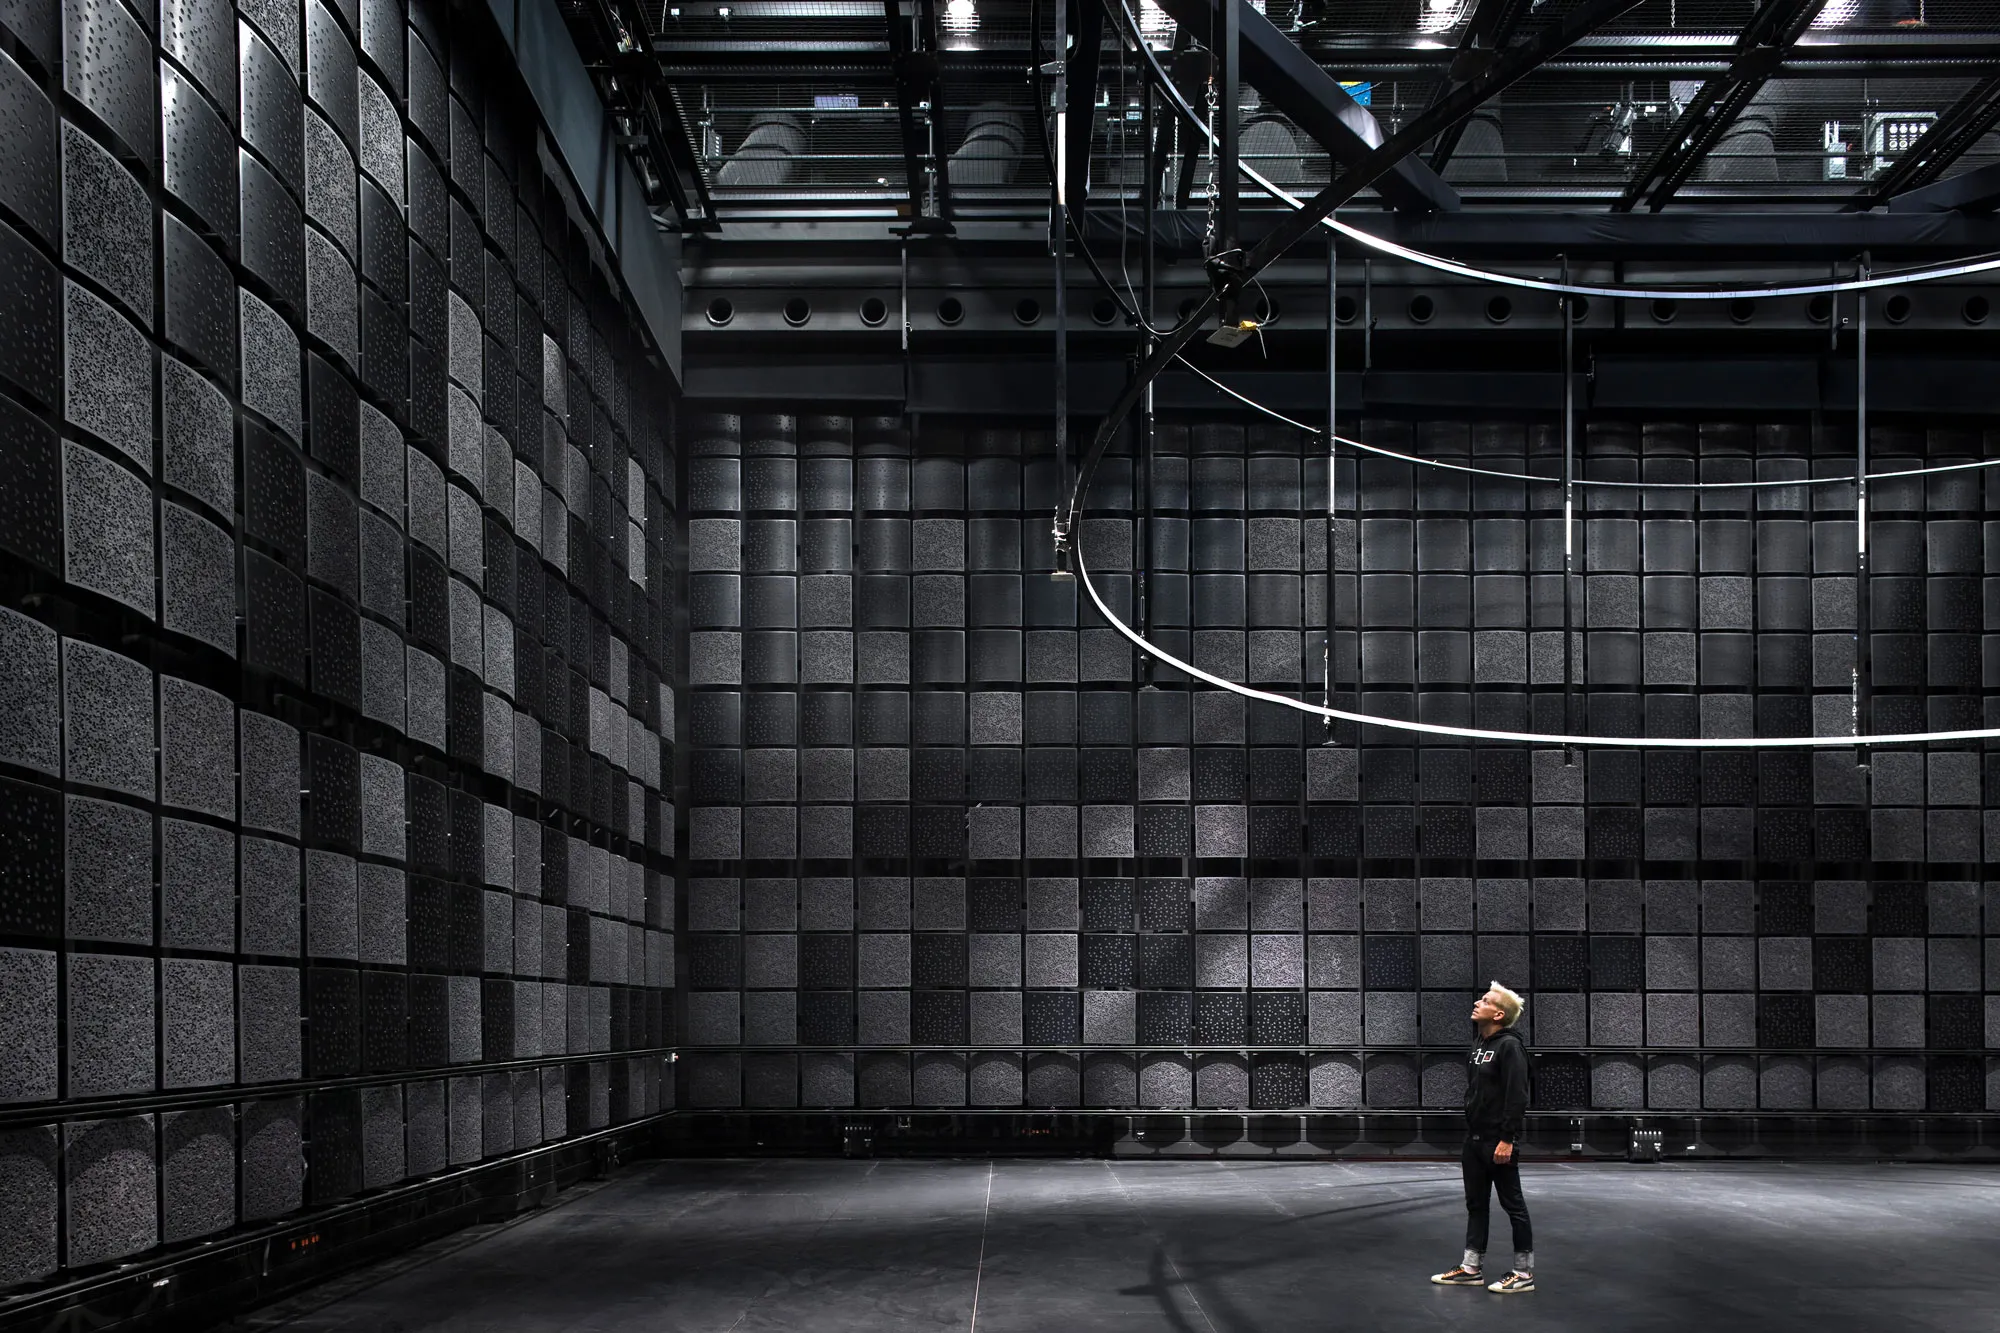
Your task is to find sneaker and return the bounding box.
[1430,1267,1487,1286]
[1488,1271,1536,1294]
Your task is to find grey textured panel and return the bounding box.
[161,958,234,1088]
[361,1085,402,1188]
[161,1107,234,1242]
[161,818,234,952]
[406,1081,446,1176]
[61,123,151,322]
[305,227,359,366]
[62,441,154,615]
[159,677,235,820]
[304,108,357,255]
[238,965,300,1081]
[357,74,401,203]
[62,639,154,799]
[358,402,402,518]
[66,953,153,1096]
[239,711,301,838]
[0,1127,58,1285]
[240,836,301,956]
[162,503,237,654]
[63,283,152,471]
[0,949,57,1103]
[240,1097,303,1220]
[359,753,404,859]
[447,1075,479,1163]
[65,795,151,944]
[359,509,405,624]
[0,608,60,775]
[356,864,404,964]
[404,646,443,748]
[65,1115,156,1266]
[448,976,480,1063]
[162,358,234,516]
[241,289,302,441]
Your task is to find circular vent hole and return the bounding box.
[1014,298,1043,325]
[705,297,734,326]
[1883,294,1911,324]
[1563,295,1590,322]
[1485,295,1512,324]
[1090,297,1119,326]
[1651,298,1679,323]
[1729,298,1756,324]
[1333,294,1358,325]
[1807,293,1833,324]
[936,296,965,326]
[783,297,812,326]
[1253,293,1280,324]
[859,296,888,327]
[1962,295,1989,325]
[1407,294,1435,324]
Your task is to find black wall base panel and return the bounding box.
[0,1115,673,1333]
[664,1110,2000,1163]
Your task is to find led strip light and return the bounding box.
[1173,357,2000,490]
[1068,3,2000,748]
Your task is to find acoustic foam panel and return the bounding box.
[64,1115,156,1267]
[58,640,155,784]
[161,1107,234,1243]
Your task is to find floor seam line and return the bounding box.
[1103,1161,1221,1333]
[968,1159,996,1333]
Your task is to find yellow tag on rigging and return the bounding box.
[1206,319,1259,348]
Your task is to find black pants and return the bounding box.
[1461,1136,1532,1256]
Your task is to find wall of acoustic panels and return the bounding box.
[0,0,677,1291]
[678,409,1999,1118]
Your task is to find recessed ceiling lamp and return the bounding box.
[1417,0,1469,33]
[1810,0,1859,25]
[943,0,977,31]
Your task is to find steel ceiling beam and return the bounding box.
[1863,74,2000,212]
[1063,0,1108,210]
[565,0,717,226]
[652,29,2000,74]
[885,0,953,230]
[1613,0,1828,214]
[1423,0,1535,174]
[1148,0,1461,213]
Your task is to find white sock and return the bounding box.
[1513,1251,1534,1276]
[1463,1250,1484,1272]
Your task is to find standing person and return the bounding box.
[1430,982,1534,1294]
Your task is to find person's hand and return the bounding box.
[1492,1141,1514,1165]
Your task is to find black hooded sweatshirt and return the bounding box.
[1464,1026,1530,1143]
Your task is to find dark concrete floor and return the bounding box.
[250,1158,2000,1333]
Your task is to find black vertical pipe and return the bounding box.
[1139,58,1156,683]
[1855,253,1871,753]
[1216,0,1238,324]
[1324,237,1336,738]
[1561,258,1577,764]
[1053,0,1070,564]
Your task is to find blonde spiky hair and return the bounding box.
[1488,982,1525,1029]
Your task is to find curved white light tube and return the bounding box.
[1074,542,2000,749]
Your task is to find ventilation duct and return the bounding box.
[1241,90,1311,190]
[952,106,1024,185]
[715,116,805,188]
[1444,107,1507,183]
